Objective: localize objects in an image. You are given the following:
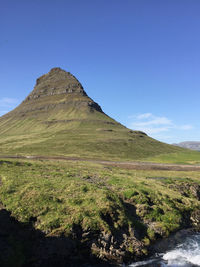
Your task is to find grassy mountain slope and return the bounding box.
[0,68,183,160]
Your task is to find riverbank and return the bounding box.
[0,158,200,266]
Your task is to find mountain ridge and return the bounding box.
[173,141,200,151]
[2,67,103,120]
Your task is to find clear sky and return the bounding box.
[1,0,200,143]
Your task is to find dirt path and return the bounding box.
[1,155,200,171]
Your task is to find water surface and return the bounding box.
[129,234,200,267]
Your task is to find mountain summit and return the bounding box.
[27,67,88,100]
[0,68,182,159]
[6,67,103,119]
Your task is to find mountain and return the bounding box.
[0,67,182,160]
[173,141,200,151]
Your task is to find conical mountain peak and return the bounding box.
[26,67,87,101]
[2,68,103,119]
[0,68,181,160]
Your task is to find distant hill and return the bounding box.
[173,141,200,151]
[0,67,183,160]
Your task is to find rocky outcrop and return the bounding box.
[190,210,200,227]
[91,230,145,264]
[26,68,87,100]
[169,182,200,200]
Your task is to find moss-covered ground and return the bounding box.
[0,158,199,240]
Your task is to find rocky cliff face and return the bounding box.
[26,67,87,100]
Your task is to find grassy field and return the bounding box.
[0,158,200,265]
[146,150,200,164]
[1,158,199,232]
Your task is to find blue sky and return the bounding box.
[1,0,200,143]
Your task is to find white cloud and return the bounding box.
[129,113,193,137]
[136,113,152,119]
[178,125,193,130]
[134,117,172,127]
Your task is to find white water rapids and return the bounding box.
[129,234,200,267]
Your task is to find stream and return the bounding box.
[129,233,200,267]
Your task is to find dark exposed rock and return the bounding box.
[190,184,200,200]
[132,131,147,136]
[91,230,145,264]
[169,182,200,200]
[30,67,87,99]
[191,210,200,226]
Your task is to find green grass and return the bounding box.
[0,160,127,234]
[1,109,198,163]
[0,158,200,238]
[1,158,200,263]
[1,68,199,264]
[0,91,184,161]
[0,117,185,161]
[146,150,200,164]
